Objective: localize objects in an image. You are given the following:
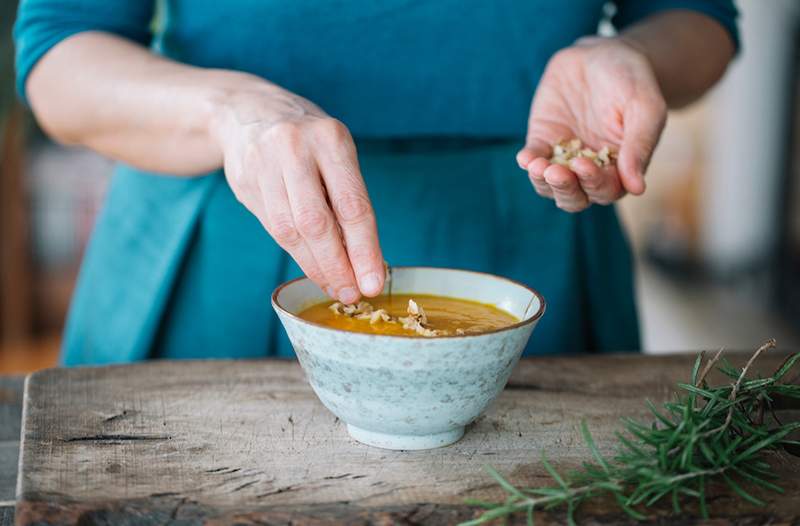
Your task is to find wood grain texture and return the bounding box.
[15,354,800,525]
[0,442,19,502]
[0,376,23,525]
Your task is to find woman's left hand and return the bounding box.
[517,37,668,212]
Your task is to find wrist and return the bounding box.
[575,34,651,62]
[202,70,272,147]
[203,71,327,150]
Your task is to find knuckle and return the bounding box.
[348,243,380,267]
[295,207,333,239]
[315,117,350,141]
[579,176,603,192]
[268,214,301,246]
[529,171,546,183]
[532,182,553,198]
[266,121,305,151]
[333,192,372,224]
[548,179,572,191]
[242,141,261,170]
[318,257,352,285]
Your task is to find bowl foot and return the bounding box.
[346,424,465,450]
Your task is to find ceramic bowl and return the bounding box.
[272,267,545,450]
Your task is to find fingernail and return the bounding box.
[359,272,382,296]
[516,152,530,170]
[338,287,359,304]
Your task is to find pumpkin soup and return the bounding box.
[298,294,518,337]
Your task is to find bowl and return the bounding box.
[272,267,545,450]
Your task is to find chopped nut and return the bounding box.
[328,297,451,336]
[550,139,617,168]
[368,309,391,325]
[399,299,446,337]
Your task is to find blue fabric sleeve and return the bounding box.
[613,0,740,53]
[13,0,156,105]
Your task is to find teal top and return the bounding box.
[13,1,738,366]
[16,0,738,136]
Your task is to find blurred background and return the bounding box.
[1,0,799,373]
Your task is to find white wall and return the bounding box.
[702,0,800,273]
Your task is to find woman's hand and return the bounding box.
[517,37,668,212]
[209,85,385,304]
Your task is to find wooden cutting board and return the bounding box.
[14,353,800,525]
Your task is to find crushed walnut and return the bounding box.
[397,299,446,337]
[329,301,392,325]
[550,138,616,168]
[329,298,454,337]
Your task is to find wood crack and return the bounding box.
[60,434,172,443]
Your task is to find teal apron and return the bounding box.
[61,138,639,365]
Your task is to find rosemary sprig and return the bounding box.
[463,340,800,525]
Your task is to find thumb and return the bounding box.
[516,136,552,170]
[618,98,667,195]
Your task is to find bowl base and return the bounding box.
[346,424,465,450]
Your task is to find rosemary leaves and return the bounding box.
[464,340,800,525]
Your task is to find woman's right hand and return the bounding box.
[208,83,385,305]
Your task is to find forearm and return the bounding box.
[618,10,735,108]
[26,31,306,175]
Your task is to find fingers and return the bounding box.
[618,97,667,196]
[569,157,623,205]
[280,152,361,305]
[313,120,385,297]
[519,138,591,212]
[519,137,627,211]
[235,117,385,304]
[243,148,332,296]
[516,136,551,170]
[518,137,554,198]
[257,175,331,295]
[544,164,589,212]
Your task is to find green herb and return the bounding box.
[462,340,800,525]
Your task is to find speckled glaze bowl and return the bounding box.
[272,267,545,450]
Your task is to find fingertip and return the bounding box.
[528,157,550,178]
[543,163,575,187]
[358,271,384,297]
[338,286,360,305]
[568,157,600,179]
[516,148,535,170]
[623,173,646,195]
[617,151,647,196]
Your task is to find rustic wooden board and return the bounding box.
[15,354,800,525]
[0,376,24,526]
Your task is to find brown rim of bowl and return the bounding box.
[270,266,546,340]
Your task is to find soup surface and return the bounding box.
[298,293,518,337]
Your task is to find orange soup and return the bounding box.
[298,293,518,337]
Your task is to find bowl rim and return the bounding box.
[271,266,546,340]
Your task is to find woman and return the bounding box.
[14,1,737,365]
